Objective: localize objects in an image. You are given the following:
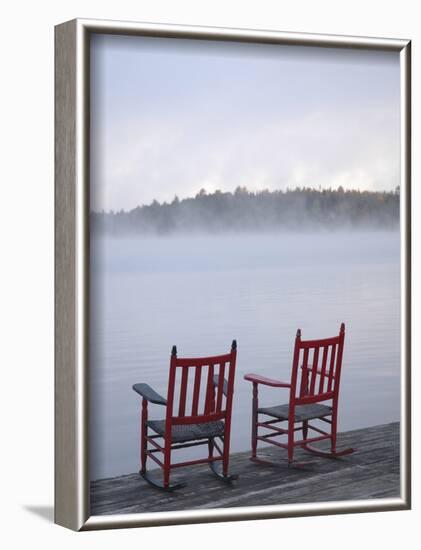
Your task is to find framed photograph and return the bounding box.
[55,18,411,531]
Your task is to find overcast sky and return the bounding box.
[90,34,400,213]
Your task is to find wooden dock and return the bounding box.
[90,422,399,516]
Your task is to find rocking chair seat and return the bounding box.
[147,419,225,443]
[258,403,332,422]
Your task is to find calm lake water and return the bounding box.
[89,231,400,480]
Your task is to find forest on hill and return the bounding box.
[91,186,400,236]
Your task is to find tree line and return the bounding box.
[91,186,400,236]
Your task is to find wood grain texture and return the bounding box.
[91,422,400,516]
[54,19,78,531]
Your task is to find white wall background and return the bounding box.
[0,0,419,547]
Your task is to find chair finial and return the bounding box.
[340,322,345,333]
[296,328,301,339]
[171,345,177,357]
[231,339,237,351]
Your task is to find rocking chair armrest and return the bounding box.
[213,375,229,396]
[244,373,291,388]
[132,383,167,405]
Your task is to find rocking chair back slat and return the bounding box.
[327,344,337,392]
[178,367,189,417]
[318,346,329,394]
[216,362,226,412]
[204,363,215,414]
[308,347,319,396]
[299,347,310,397]
[191,365,202,416]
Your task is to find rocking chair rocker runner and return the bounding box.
[133,341,238,490]
[244,323,355,466]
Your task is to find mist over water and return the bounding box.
[89,231,400,480]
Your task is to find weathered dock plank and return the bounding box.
[90,422,399,516]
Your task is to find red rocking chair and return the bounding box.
[244,323,355,466]
[133,341,238,490]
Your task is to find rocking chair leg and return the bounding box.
[140,399,147,474]
[222,441,229,478]
[331,411,338,453]
[302,420,308,441]
[208,438,238,482]
[287,419,295,466]
[208,438,214,465]
[163,442,171,489]
[251,383,258,459]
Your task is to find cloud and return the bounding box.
[90,35,400,212]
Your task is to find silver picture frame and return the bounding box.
[55,18,411,531]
